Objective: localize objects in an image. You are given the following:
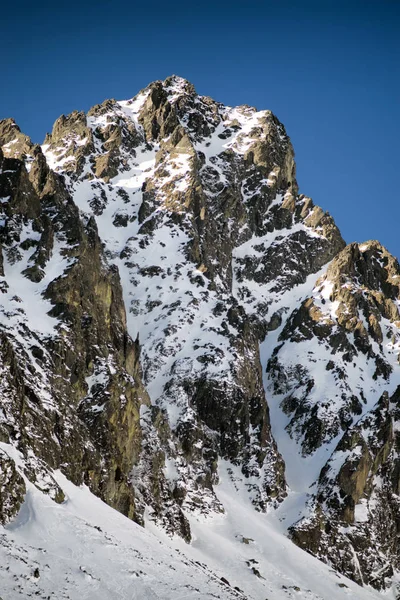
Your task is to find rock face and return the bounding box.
[0,75,399,591]
[269,241,400,454]
[0,451,25,524]
[0,134,150,523]
[284,242,400,589]
[290,386,400,588]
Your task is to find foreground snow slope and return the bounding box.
[0,445,387,600]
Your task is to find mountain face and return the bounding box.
[0,75,399,597]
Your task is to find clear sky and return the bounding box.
[1,0,399,258]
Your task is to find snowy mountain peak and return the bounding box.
[162,74,196,97]
[0,78,399,598]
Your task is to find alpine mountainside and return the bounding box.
[0,75,399,598]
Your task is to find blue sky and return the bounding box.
[2,0,399,258]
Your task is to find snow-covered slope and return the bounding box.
[0,76,400,598]
[0,443,388,600]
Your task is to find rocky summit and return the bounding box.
[0,75,399,600]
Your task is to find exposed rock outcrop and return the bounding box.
[0,129,150,524]
[290,386,400,590]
